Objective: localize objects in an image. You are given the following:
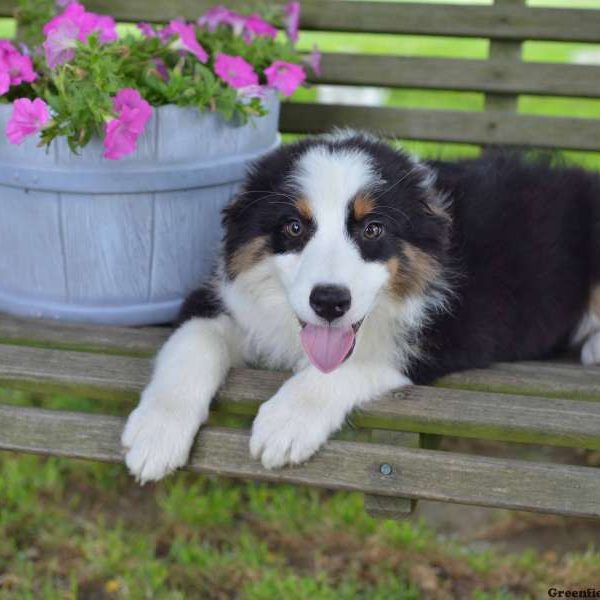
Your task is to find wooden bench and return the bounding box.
[1,0,600,519]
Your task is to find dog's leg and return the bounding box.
[574,287,600,366]
[250,362,410,469]
[122,315,242,483]
[581,331,600,365]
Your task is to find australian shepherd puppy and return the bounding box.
[122,131,600,483]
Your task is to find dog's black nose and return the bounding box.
[309,285,351,322]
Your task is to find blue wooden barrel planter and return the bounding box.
[0,95,280,325]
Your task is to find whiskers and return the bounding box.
[370,165,425,203]
[369,206,412,229]
[229,189,298,217]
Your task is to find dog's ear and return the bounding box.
[221,190,252,230]
[221,194,241,229]
[413,163,451,221]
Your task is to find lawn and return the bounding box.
[2,1,600,598]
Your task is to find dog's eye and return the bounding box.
[363,222,384,240]
[283,219,304,238]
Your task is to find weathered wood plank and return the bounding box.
[2,1,599,42]
[364,430,419,519]
[280,104,600,152]
[1,404,599,518]
[0,314,168,356]
[1,344,600,449]
[438,362,600,400]
[0,317,597,398]
[313,55,600,99]
[484,0,523,113]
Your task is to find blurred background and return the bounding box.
[1,0,600,598]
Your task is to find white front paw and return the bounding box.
[250,391,333,470]
[121,388,203,484]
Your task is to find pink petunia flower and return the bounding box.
[45,2,117,43]
[243,14,278,41]
[0,41,38,89]
[43,1,85,36]
[0,41,15,55]
[43,1,117,68]
[198,6,246,36]
[162,20,208,63]
[284,2,301,43]
[85,14,118,43]
[103,88,152,160]
[6,98,51,145]
[112,88,153,118]
[151,57,169,82]
[137,22,157,38]
[214,53,258,89]
[43,19,79,69]
[103,110,142,160]
[0,72,9,95]
[264,60,306,96]
[6,53,38,85]
[305,45,321,76]
[238,84,267,100]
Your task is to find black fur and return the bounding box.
[222,138,318,263]
[221,135,448,267]
[409,152,600,383]
[176,284,223,326]
[342,140,450,264]
[181,135,600,385]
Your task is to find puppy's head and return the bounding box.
[223,132,450,372]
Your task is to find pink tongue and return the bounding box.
[300,324,355,373]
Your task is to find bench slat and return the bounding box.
[1,0,595,43]
[314,55,600,99]
[280,104,600,152]
[483,0,523,113]
[0,314,168,356]
[1,344,600,449]
[298,2,600,43]
[439,362,600,400]
[0,316,596,398]
[1,404,599,518]
[0,315,596,391]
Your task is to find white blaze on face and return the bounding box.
[273,145,391,372]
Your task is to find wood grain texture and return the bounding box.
[150,185,235,302]
[61,193,153,302]
[0,316,597,397]
[438,361,600,400]
[364,430,419,519]
[280,104,600,152]
[0,189,66,299]
[1,404,599,517]
[3,1,599,42]
[313,54,600,99]
[484,0,523,113]
[0,315,169,356]
[1,344,600,449]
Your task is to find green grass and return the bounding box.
[2,420,599,599]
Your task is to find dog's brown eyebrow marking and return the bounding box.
[386,243,440,298]
[226,236,268,279]
[353,193,375,220]
[295,197,313,220]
